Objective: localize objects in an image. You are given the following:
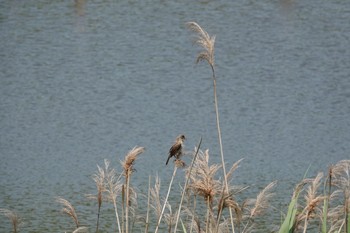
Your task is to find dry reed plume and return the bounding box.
[91,162,106,233]
[0,208,21,233]
[121,146,145,233]
[56,197,80,229]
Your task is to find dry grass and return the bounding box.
[55,197,80,229]
[0,208,21,233]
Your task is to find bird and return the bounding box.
[166,134,186,165]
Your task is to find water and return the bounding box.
[1,0,349,232]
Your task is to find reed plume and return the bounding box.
[188,149,222,209]
[187,21,235,232]
[331,160,350,232]
[301,173,325,233]
[0,208,21,233]
[187,149,222,233]
[56,197,80,229]
[102,159,123,233]
[92,162,106,233]
[121,146,145,233]
[186,22,215,67]
[250,181,277,217]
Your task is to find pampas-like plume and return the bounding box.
[103,159,123,233]
[92,162,106,233]
[301,172,325,233]
[331,160,350,232]
[241,181,277,233]
[249,181,277,218]
[186,22,215,67]
[121,146,145,233]
[0,208,21,233]
[56,197,80,229]
[188,149,222,206]
[121,146,145,177]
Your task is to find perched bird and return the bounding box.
[166,134,186,165]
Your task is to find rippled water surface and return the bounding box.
[1,0,350,232]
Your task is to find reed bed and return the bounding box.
[2,22,349,233]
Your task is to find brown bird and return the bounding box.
[166,134,186,165]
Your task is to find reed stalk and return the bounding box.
[322,166,333,233]
[186,21,235,233]
[155,165,178,233]
[145,175,151,233]
[125,172,130,233]
[0,208,21,233]
[56,197,80,229]
[91,164,105,233]
[206,196,210,233]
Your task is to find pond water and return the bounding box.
[1,0,349,232]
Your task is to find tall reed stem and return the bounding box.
[96,204,101,233]
[206,196,210,233]
[186,21,235,232]
[211,63,235,233]
[145,175,151,233]
[112,196,122,233]
[155,166,178,233]
[125,173,130,233]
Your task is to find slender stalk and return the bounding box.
[112,196,122,233]
[145,175,151,233]
[96,204,101,233]
[211,63,235,233]
[190,195,197,233]
[302,211,310,233]
[122,185,125,233]
[125,172,130,233]
[206,196,210,233]
[174,137,202,232]
[155,166,178,233]
[322,166,333,233]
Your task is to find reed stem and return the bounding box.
[155,165,178,233]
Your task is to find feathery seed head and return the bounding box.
[186,22,215,68]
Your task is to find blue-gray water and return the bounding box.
[1,0,349,232]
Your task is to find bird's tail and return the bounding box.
[165,155,171,165]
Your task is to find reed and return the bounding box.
[92,163,106,233]
[121,146,145,233]
[186,21,235,233]
[101,159,123,233]
[0,208,21,233]
[301,172,325,233]
[56,197,80,229]
[154,165,178,233]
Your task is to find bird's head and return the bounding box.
[177,134,186,142]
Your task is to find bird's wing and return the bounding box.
[169,142,181,156]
